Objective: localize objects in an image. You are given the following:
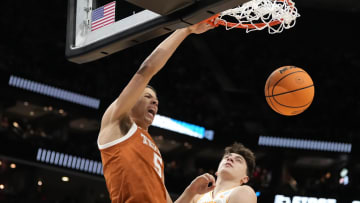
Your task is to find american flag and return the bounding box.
[91,1,116,32]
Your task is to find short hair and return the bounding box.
[146,85,157,94]
[224,142,256,177]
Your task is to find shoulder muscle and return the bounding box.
[228,185,257,203]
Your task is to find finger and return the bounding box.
[208,174,216,186]
[202,173,211,181]
[204,173,216,186]
[209,183,216,190]
[204,173,215,181]
[197,173,210,185]
[214,18,220,27]
[208,173,216,182]
[204,183,216,193]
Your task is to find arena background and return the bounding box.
[1,0,360,202]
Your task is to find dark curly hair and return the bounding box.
[224,142,256,177]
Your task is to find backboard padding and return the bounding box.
[126,0,195,16]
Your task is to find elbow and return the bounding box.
[137,48,166,77]
[137,63,156,78]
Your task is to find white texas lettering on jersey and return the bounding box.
[140,133,160,154]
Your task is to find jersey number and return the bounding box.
[153,152,163,178]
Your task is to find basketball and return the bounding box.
[265,66,315,116]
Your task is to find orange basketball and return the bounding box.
[265,66,315,116]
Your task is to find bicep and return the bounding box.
[112,74,149,120]
[102,73,151,128]
[100,100,116,130]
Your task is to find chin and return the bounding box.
[144,118,154,126]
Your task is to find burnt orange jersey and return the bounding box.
[98,123,166,203]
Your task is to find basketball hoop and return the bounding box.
[205,0,300,34]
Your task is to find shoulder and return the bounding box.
[228,185,257,203]
[98,118,136,148]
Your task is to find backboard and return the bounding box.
[65,0,250,64]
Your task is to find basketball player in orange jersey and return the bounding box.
[97,22,217,203]
[192,142,257,203]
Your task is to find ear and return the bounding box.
[215,171,218,176]
[240,176,249,185]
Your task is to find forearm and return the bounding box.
[174,187,196,203]
[175,173,216,203]
[137,27,192,78]
[106,27,191,123]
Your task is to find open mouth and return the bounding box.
[148,109,156,117]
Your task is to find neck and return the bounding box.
[132,118,149,131]
[137,122,148,131]
[136,123,149,132]
[213,176,241,198]
[139,125,148,131]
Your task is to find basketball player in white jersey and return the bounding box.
[192,142,257,203]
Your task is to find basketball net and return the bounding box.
[206,0,300,34]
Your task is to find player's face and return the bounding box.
[217,153,249,184]
[130,88,158,127]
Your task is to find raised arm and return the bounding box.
[100,23,214,130]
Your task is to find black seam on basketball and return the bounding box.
[273,97,312,108]
[266,75,281,113]
[270,70,313,108]
[265,84,314,97]
[271,70,305,97]
[272,84,314,108]
[268,97,281,114]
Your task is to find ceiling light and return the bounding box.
[9,75,100,109]
[258,136,352,153]
[10,163,16,169]
[36,148,104,175]
[61,176,70,182]
[12,122,19,128]
[340,168,348,177]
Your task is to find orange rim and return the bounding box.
[203,0,295,30]
[217,19,283,29]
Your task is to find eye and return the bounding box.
[235,157,244,163]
